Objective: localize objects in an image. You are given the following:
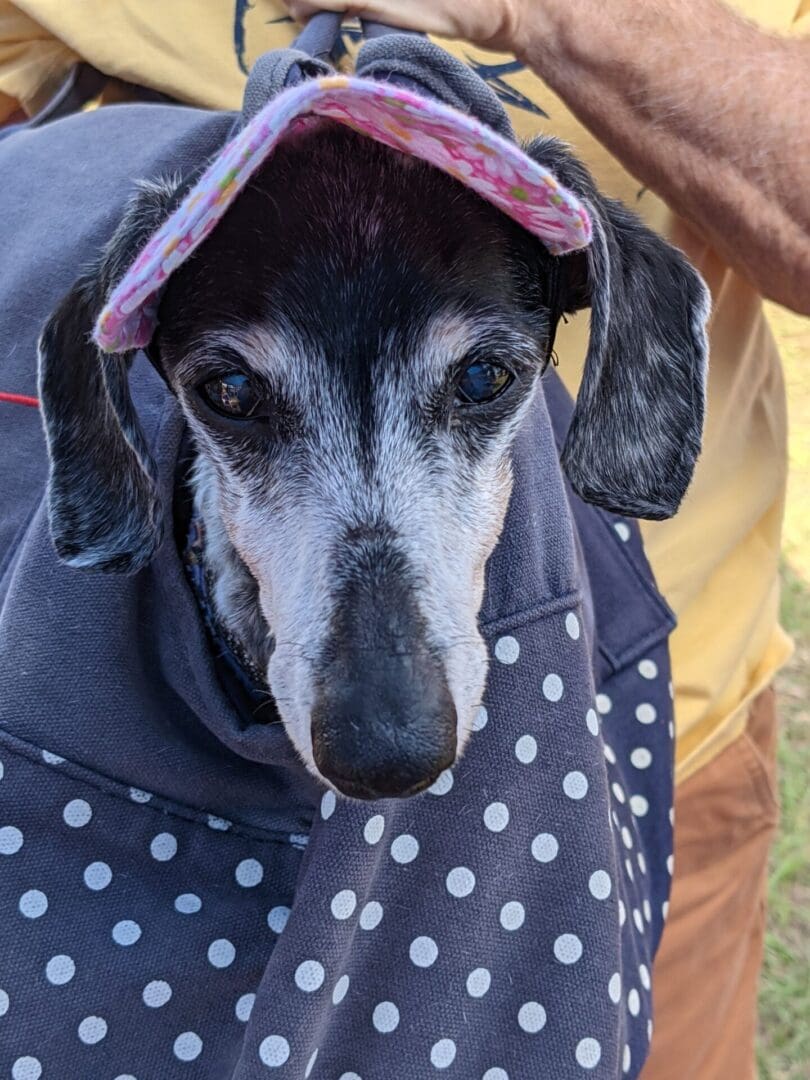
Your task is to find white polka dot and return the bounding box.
[623,1045,632,1073]
[630,747,653,769]
[472,705,488,731]
[19,889,47,918]
[428,770,454,796]
[633,908,644,933]
[143,980,172,1007]
[12,1058,41,1080]
[670,806,675,826]
[639,963,651,990]
[608,972,622,1003]
[259,1035,290,1067]
[643,898,652,923]
[589,870,612,900]
[295,960,325,992]
[531,832,559,863]
[494,635,519,664]
[619,900,627,926]
[483,1071,509,1080]
[614,522,631,542]
[637,852,647,874]
[208,939,236,968]
[0,826,23,854]
[576,1038,602,1069]
[0,988,7,1015]
[174,1032,203,1062]
[430,1039,456,1069]
[150,832,177,861]
[41,751,64,765]
[305,1049,319,1078]
[565,612,581,639]
[330,889,357,920]
[563,771,588,800]
[78,1016,107,1044]
[638,659,658,679]
[63,799,92,827]
[338,1074,362,1080]
[236,993,255,1021]
[515,734,537,763]
[207,815,231,830]
[499,901,525,931]
[112,920,141,946]
[554,933,583,964]
[174,892,202,914]
[596,693,612,714]
[267,906,291,933]
[466,967,491,997]
[390,834,419,864]
[446,866,476,897]
[128,788,152,803]
[372,1001,400,1033]
[585,709,599,736]
[332,974,350,1004]
[630,794,650,818]
[542,673,564,701]
[363,814,385,842]
[626,858,635,882]
[604,743,617,765]
[113,1076,137,1080]
[635,703,657,725]
[359,901,383,930]
[235,858,263,887]
[662,900,670,920]
[46,954,75,985]
[667,853,675,875]
[611,782,626,804]
[483,802,509,832]
[83,861,112,891]
[321,790,336,820]
[669,719,675,739]
[518,1001,547,1033]
[628,988,641,1016]
[621,826,634,849]
[648,1019,654,1042]
[409,936,438,968]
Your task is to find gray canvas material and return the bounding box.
[0,94,674,1079]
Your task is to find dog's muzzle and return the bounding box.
[311,545,457,800]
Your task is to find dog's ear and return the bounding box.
[38,178,182,573]
[527,137,711,520]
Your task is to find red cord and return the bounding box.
[0,391,40,408]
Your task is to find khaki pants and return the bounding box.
[642,687,779,1080]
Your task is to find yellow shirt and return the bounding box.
[1,0,803,781]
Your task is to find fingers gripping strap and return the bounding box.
[94,76,593,353]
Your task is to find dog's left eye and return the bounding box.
[455,361,513,405]
[200,372,263,418]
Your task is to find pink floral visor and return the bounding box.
[94,74,593,353]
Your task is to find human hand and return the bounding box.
[283,0,529,54]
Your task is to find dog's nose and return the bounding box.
[311,539,457,800]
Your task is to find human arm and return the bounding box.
[287,0,810,314]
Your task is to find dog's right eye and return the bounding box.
[200,372,263,419]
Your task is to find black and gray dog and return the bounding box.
[38,122,708,801]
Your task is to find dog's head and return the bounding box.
[39,124,709,799]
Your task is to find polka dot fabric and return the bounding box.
[0,591,671,1077]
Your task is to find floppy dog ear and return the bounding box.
[38,179,182,573]
[527,137,711,520]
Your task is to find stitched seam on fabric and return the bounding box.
[479,590,582,636]
[0,725,309,847]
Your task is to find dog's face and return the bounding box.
[39,123,710,801]
[153,126,553,797]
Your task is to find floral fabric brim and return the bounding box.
[94,75,593,353]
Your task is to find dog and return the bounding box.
[37,120,708,802]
